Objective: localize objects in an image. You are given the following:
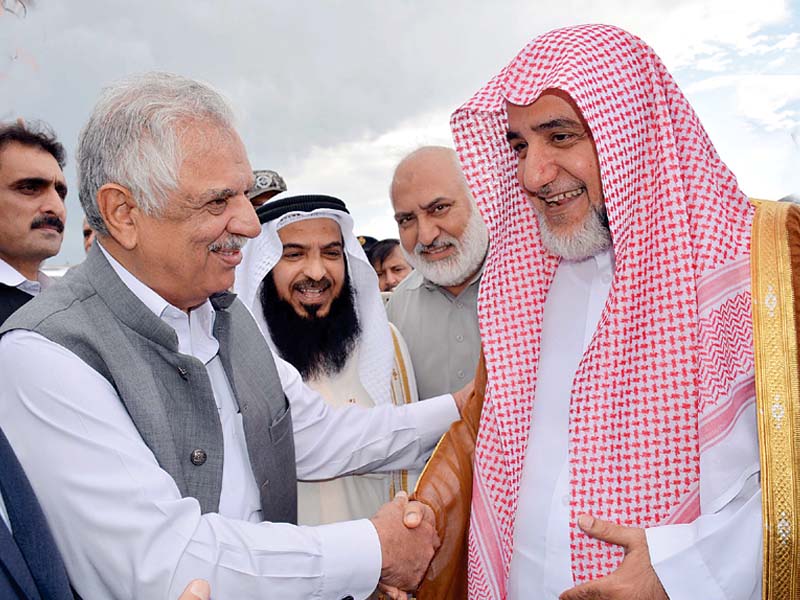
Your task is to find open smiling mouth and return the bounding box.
[420,243,453,257]
[294,281,331,302]
[540,187,586,206]
[211,247,242,264]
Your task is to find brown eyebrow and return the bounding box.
[282,241,343,251]
[506,118,584,141]
[12,177,68,200]
[282,243,306,251]
[13,177,50,188]
[420,197,450,211]
[394,196,452,221]
[533,118,583,131]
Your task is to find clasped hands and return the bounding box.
[369,503,671,600]
[370,490,439,600]
[368,378,474,599]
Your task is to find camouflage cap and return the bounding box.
[247,169,287,202]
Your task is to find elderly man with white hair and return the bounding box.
[387,146,489,400]
[0,73,467,600]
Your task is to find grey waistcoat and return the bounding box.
[0,246,297,523]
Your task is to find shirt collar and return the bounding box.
[593,246,616,274]
[402,269,425,290]
[557,246,616,279]
[0,257,50,296]
[98,244,214,321]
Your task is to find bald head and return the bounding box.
[390,146,469,203]
[389,146,488,293]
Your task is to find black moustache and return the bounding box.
[31,215,64,234]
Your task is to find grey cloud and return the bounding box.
[0,0,795,265]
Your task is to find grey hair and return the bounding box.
[76,72,235,235]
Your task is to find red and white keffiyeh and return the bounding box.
[451,24,757,597]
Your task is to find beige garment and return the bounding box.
[386,268,482,399]
[297,324,419,525]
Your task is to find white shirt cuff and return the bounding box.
[318,518,381,599]
[646,523,726,600]
[406,394,460,449]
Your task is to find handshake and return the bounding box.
[368,360,484,599]
[370,490,440,599]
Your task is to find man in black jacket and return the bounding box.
[0,120,67,326]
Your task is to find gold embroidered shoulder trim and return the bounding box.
[752,200,800,598]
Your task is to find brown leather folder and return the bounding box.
[412,351,486,600]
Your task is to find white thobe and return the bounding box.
[507,249,761,599]
[297,345,390,525]
[0,246,459,600]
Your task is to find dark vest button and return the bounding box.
[190,449,207,465]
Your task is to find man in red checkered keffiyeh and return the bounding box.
[452,24,760,599]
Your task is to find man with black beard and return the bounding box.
[258,260,360,381]
[236,194,425,527]
[0,121,67,325]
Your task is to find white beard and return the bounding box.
[403,207,489,287]
[537,203,611,260]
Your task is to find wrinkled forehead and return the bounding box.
[176,120,246,165]
[281,217,341,241]
[0,141,65,178]
[504,89,591,132]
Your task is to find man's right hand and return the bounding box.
[452,378,476,416]
[370,491,440,591]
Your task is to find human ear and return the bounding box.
[96,184,140,250]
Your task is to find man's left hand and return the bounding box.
[559,515,669,600]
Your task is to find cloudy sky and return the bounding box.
[2,0,799,267]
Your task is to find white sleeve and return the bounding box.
[0,330,382,600]
[645,473,762,600]
[273,352,459,480]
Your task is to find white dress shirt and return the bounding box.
[0,257,52,533]
[508,250,761,599]
[0,256,51,297]
[0,247,459,600]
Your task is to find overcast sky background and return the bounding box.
[2,0,799,267]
